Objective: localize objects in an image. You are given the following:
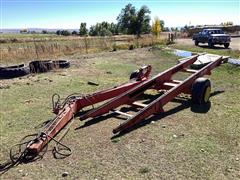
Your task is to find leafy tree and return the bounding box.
[20,29,28,33]
[117,4,136,34]
[164,27,170,32]
[109,23,119,35]
[89,25,97,36]
[42,30,47,34]
[221,21,233,26]
[99,28,112,36]
[79,23,88,36]
[56,30,61,35]
[152,16,161,37]
[56,30,71,36]
[170,27,179,32]
[135,5,151,36]
[72,30,78,35]
[61,30,71,36]
[181,25,189,32]
[117,4,151,36]
[160,20,165,31]
[89,22,117,36]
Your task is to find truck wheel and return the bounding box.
[0,64,30,79]
[195,41,199,46]
[192,78,211,104]
[208,41,214,48]
[224,43,230,48]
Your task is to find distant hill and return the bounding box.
[0,28,79,33]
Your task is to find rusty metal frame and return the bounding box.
[80,55,224,134]
[26,54,225,157]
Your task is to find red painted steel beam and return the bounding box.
[80,55,199,121]
[113,56,223,134]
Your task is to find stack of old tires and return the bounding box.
[0,60,70,79]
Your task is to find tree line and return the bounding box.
[20,3,236,37]
[55,3,164,37]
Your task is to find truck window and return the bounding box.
[208,31,213,34]
[211,30,224,34]
[218,30,224,34]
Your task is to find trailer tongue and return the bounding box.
[26,65,152,157]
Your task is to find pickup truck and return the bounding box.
[192,29,231,48]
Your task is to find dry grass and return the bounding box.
[0,34,168,65]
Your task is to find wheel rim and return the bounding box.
[204,86,211,102]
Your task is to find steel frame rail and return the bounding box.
[80,55,224,134]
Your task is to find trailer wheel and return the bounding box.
[0,64,30,79]
[130,70,139,80]
[208,40,214,48]
[224,43,230,48]
[192,78,211,104]
[195,41,199,46]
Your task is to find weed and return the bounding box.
[111,138,120,143]
[139,167,151,174]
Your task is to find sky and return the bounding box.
[1,0,239,29]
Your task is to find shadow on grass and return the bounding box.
[75,113,126,130]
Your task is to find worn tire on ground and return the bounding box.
[0,64,30,79]
[52,60,70,69]
[192,78,211,104]
[29,60,53,73]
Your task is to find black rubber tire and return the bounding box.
[195,41,199,46]
[192,78,211,104]
[224,43,230,48]
[129,70,139,80]
[208,40,214,48]
[29,60,53,73]
[52,60,70,69]
[0,64,30,79]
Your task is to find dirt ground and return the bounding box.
[175,37,240,50]
[0,48,239,179]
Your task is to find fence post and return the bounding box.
[84,36,88,54]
